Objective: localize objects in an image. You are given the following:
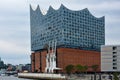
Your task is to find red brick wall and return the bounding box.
[57,48,101,72]
[31,52,41,72]
[34,52,41,72]
[31,53,35,72]
[41,51,47,72]
[31,48,101,73]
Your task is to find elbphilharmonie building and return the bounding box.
[30,4,105,52]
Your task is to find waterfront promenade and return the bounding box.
[18,73,66,80]
[18,73,115,80]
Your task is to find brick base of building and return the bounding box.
[31,48,101,73]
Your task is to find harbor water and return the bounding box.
[0,76,34,80]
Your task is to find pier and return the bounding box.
[18,73,66,80]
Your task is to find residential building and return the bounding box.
[101,45,120,72]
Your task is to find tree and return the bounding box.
[113,72,119,80]
[0,61,5,69]
[91,65,99,80]
[83,65,88,74]
[76,64,84,73]
[91,65,99,72]
[65,64,74,74]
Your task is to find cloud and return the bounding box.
[1,53,30,65]
[3,58,30,65]
[0,39,30,64]
[105,38,120,45]
[0,0,31,64]
[0,40,30,54]
[0,0,120,64]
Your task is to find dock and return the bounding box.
[18,73,66,80]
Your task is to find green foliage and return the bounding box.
[65,64,99,74]
[91,65,99,80]
[76,64,84,73]
[65,64,74,74]
[91,65,99,72]
[83,65,88,72]
[113,72,119,80]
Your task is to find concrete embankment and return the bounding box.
[18,73,66,80]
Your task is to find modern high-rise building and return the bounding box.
[30,4,105,73]
[101,45,120,72]
[30,4,105,52]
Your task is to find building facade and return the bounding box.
[101,45,120,72]
[30,4,105,73]
[30,4,105,52]
[31,48,101,73]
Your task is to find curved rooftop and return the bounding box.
[30,4,105,51]
[30,4,104,19]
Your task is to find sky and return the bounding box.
[0,0,120,65]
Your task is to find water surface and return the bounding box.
[0,76,34,80]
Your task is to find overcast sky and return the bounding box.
[0,0,120,65]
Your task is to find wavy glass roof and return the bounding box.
[30,4,104,19]
[30,4,105,51]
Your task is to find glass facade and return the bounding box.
[30,4,105,51]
